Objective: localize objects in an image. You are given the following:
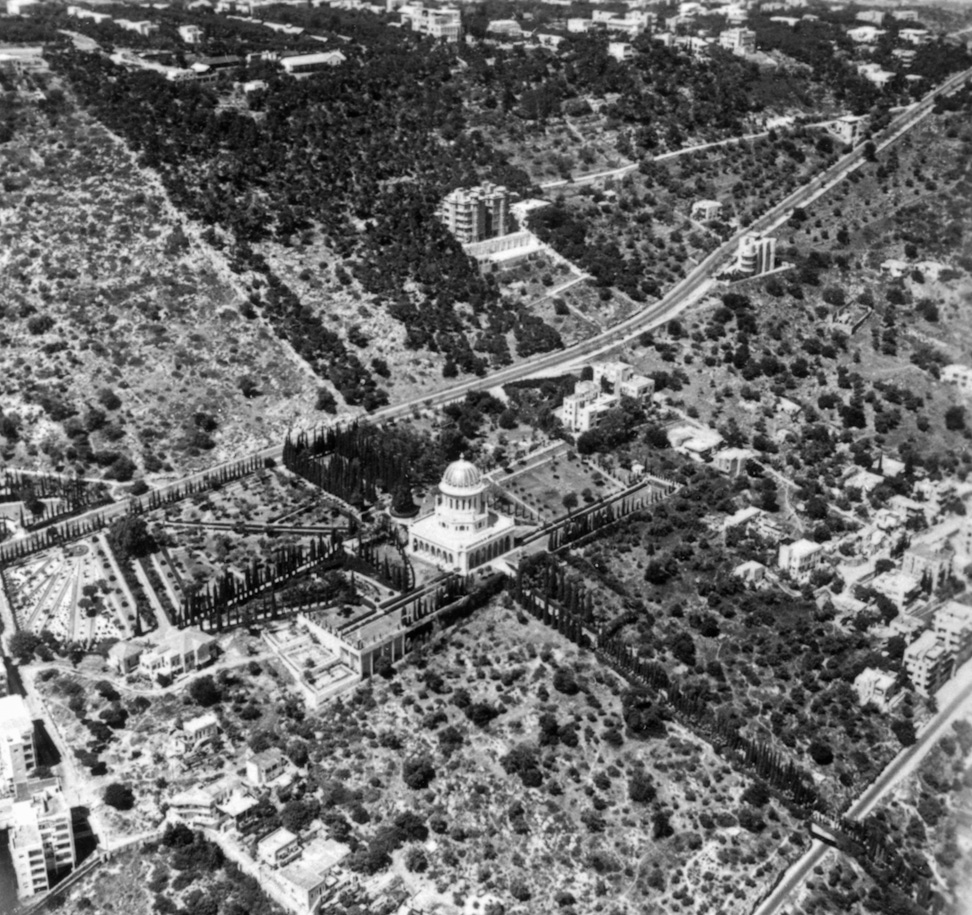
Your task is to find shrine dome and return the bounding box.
[440,457,483,492]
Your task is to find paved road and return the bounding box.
[750,658,972,915]
[6,67,970,561]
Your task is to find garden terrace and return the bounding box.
[5,536,139,646]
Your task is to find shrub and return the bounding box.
[402,756,436,790]
[103,783,134,810]
[808,741,833,765]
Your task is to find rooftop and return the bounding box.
[0,694,33,735]
[280,838,351,890]
[259,827,299,856]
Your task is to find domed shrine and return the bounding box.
[407,456,515,575]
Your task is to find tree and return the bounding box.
[945,406,966,431]
[188,676,221,708]
[628,770,656,804]
[807,741,833,765]
[402,756,436,790]
[281,797,320,834]
[562,492,578,514]
[9,631,41,664]
[103,783,134,810]
[892,717,917,747]
[315,388,337,414]
[106,513,154,561]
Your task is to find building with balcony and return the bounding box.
[246,747,289,787]
[777,538,823,582]
[904,629,953,696]
[0,695,36,795]
[691,199,723,221]
[719,27,755,53]
[183,712,219,748]
[259,828,302,868]
[871,570,922,610]
[178,24,203,43]
[933,601,972,666]
[853,667,901,712]
[10,785,76,898]
[437,183,510,244]
[138,627,215,681]
[902,544,953,589]
[735,233,776,275]
[398,2,461,41]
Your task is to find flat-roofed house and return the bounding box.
[902,544,953,589]
[777,538,823,582]
[139,628,215,681]
[258,827,302,867]
[246,747,288,787]
[183,712,219,747]
[853,667,901,712]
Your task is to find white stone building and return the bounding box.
[10,785,76,898]
[408,458,514,575]
[777,538,823,582]
[0,695,36,795]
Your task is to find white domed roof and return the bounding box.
[441,457,482,490]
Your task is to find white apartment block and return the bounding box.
[904,629,953,697]
[0,695,36,795]
[562,363,654,433]
[178,24,203,43]
[934,601,972,666]
[561,381,618,434]
[437,183,509,245]
[853,667,901,712]
[719,27,755,54]
[871,570,922,610]
[398,3,461,41]
[902,544,953,589]
[777,538,823,582]
[608,42,634,62]
[735,233,776,275]
[10,785,76,898]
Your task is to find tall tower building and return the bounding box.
[10,784,76,898]
[736,233,776,275]
[0,694,36,795]
[437,183,510,244]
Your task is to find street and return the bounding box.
[751,657,972,915]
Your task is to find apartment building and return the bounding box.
[853,667,901,712]
[933,601,972,666]
[901,544,953,589]
[561,362,654,433]
[397,2,461,41]
[904,629,953,697]
[719,27,756,54]
[777,538,823,582]
[10,785,76,898]
[0,695,36,795]
[735,233,776,275]
[437,183,509,244]
[178,24,203,43]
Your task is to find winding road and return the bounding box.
[3,66,970,571]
